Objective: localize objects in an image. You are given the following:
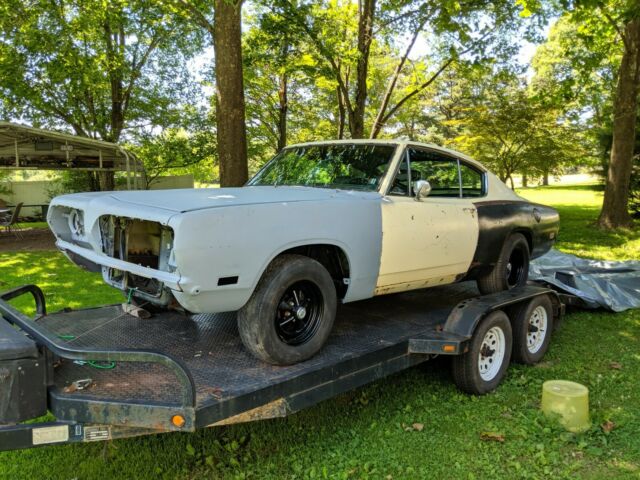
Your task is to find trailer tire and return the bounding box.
[477,233,530,294]
[238,254,337,365]
[511,295,553,364]
[452,310,512,395]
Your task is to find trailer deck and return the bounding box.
[0,282,564,451]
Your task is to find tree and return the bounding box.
[598,13,639,228]
[171,0,249,187]
[243,9,302,154]
[131,106,217,188]
[557,0,640,228]
[0,0,202,190]
[243,5,363,169]
[453,75,583,188]
[274,0,543,139]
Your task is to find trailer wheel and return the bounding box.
[511,295,553,364]
[477,233,530,294]
[452,311,512,394]
[238,254,337,365]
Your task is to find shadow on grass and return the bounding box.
[0,251,122,315]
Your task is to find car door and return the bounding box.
[375,147,481,294]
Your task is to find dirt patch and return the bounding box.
[0,228,56,252]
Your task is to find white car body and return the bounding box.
[48,140,555,314]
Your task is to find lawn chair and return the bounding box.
[0,202,23,239]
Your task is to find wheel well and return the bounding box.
[513,228,533,252]
[278,244,350,299]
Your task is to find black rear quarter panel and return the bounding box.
[465,200,559,279]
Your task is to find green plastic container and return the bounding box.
[541,380,590,432]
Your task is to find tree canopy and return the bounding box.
[0,0,638,226]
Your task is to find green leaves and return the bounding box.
[0,0,204,142]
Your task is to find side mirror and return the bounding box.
[414,180,431,201]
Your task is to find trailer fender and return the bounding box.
[442,285,562,339]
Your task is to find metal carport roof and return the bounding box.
[0,122,144,189]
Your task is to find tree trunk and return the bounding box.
[337,85,346,139]
[598,18,640,229]
[277,71,288,151]
[97,171,115,190]
[86,172,100,192]
[350,0,375,138]
[542,171,549,186]
[214,0,248,187]
[522,173,528,188]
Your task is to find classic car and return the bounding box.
[47,140,559,365]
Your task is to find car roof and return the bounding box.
[285,139,486,171]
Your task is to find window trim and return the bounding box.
[384,146,488,199]
[458,159,487,199]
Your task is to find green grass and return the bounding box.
[517,184,639,261]
[20,221,49,230]
[1,184,639,479]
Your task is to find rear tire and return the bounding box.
[452,310,512,394]
[511,295,554,364]
[477,233,530,294]
[238,254,337,365]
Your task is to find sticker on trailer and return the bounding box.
[32,426,69,445]
[83,426,111,442]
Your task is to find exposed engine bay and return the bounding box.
[99,215,176,305]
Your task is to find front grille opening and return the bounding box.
[126,220,163,269]
[101,216,174,272]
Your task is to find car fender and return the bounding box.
[169,195,383,313]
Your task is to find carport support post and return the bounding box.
[124,151,131,190]
[14,139,18,167]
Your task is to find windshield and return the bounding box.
[248,143,397,191]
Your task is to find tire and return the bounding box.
[238,254,337,365]
[477,233,530,295]
[511,295,554,365]
[452,310,513,395]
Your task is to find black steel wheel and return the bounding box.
[275,281,324,346]
[477,233,530,294]
[238,254,337,365]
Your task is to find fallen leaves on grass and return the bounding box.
[401,423,424,432]
[609,362,622,370]
[480,432,505,443]
[601,420,616,433]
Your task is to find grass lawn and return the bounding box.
[0,184,639,479]
[20,221,49,230]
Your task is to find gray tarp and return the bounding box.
[529,249,640,312]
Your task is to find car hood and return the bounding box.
[54,186,381,214]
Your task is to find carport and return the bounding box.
[0,122,145,190]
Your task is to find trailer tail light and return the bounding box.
[171,414,186,428]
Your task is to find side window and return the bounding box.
[409,149,460,197]
[459,162,485,197]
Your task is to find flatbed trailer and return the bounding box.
[0,282,568,452]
